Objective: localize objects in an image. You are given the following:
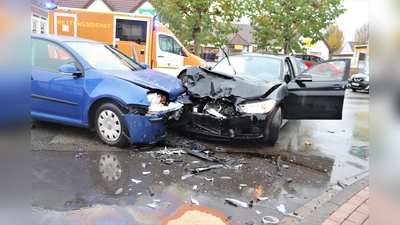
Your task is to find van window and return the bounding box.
[115,19,147,44]
[159,34,181,55]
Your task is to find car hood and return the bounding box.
[186,66,282,104]
[104,69,185,100]
[351,73,369,79]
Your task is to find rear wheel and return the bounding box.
[95,103,128,147]
[263,107,282,145]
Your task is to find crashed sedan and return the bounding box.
[31,34,185,147]
[175,53,350,144]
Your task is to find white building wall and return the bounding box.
[303,40,329,60]
[31,7,48,34]
[86,0,111,12]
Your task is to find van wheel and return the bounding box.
[263,107,281,145]
[95,103,128,147]
[178,70,187,86]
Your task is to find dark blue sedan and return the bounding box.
[31,34,185,147]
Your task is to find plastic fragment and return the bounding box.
[163,169,170,175]
[131,179,141,184]
[191,198,199,205]
[115,188,123,195]
[284,194,296,198]
[262,216,279,224]
[147,203,157,209]
[282,164,289,169]
[147,186,154,196]
[337,180,346,189]
[225,198,248,208]
[287,178,293,183]
[193,185,197,190]
[181,174,194,180]
[276,204,302,218]
[75,154,81,158]
[256,210,261,215]
[141,163,147,168]
[205,177,214,182]
[221,176,232,179]
[142,171,151,175]
[305,141,312,145]
[258,197,268,201]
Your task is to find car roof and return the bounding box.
[31,33,98,43]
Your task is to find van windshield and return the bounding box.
[65,42,144,71]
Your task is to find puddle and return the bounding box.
[161,205,228,225]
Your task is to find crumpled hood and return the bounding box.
[105,69,185,100]
[186,66,281,104]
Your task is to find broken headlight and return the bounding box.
[146,92,181,115]
[238,99,276,114]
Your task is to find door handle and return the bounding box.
[158,56,164,58]
[331,84,344,89]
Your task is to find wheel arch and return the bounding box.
[88,98,126,129]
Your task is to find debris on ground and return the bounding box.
[287,178,293,183]
[141,163,147,168]
[284,194,296,198]
[191,198,199,205]
[337,180,346,189]
[332,185,343,191]
[142,171,151,175]
[276,204,302,218]
[258,197,268,201]
[147,186,154,196]
[75,153,81,158]
[276,156,283,176]
[281,164,289,169]
[147,202,157,209]
[190,164,225,174]
[181,174,194,180]
[327,130,335,133]
[262,216,279,224]
[131,179,141,184]
[305,141,312,145]
[115,188,123,195]
[221,176,232,179]
[163,169,170,175]
[225,198,248,208]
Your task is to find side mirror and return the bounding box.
[58,64,82,76]
[140,63,150,69]
[295,74,312,83]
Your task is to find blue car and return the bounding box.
[31,34,185,147]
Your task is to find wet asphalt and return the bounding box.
[31,89,369,224]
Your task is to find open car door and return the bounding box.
[283,59,350,119]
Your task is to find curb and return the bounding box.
[279,171,369,225]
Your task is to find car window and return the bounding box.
[32,38,76,73]
[305,60,346,81]
[66,42,144,71]
[289,57,301,76]
[159,34,181,55]
[212,55,282,81]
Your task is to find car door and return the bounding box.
[31,38,85,125]
[282,59,350,119]
[156,33,185,69]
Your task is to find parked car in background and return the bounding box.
[31,34,185,147]
[295,54,324,67]
[174,53,350,145]
[348,71,369,92]
[295,58,308,72]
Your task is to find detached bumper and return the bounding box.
[122,102,182,145]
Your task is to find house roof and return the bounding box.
[50,0,146,12]
[227,23,255,44]
[332,41,356,56]
[229,34,250,46]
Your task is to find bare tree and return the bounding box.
[354,24,369,44]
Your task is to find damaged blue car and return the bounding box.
[31,34,185,147]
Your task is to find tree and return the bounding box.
[326,23,344,54]
[149,0,246,56]
[354,23,369,44]
[247,0,346,54]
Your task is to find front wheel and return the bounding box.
[263,107,282,145]
[95,103,128,147]
[178,70,187,86]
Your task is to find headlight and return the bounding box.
[238,99,277,114]
[146,92,182,115]
[365,77,369,82]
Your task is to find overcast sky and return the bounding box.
[335,0,369,42]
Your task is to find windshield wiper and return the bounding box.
[220,46,236,75]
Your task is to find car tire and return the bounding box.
[264,107,281,145]
[95,103,128,147]
[178,70,187,86]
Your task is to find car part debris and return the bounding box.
[239,184,248,187]
[137,192,142,195]
[147,202,158,209]
[225,198,248,208]
[262,216,279,224]
[193,185,197,190]
[258,197,268,201]
[332,185,343,191]
[191,198,199,205]
[256,210,261,215]
[163,169,170,175]
[181,174,194,180]
[75,154,81,158]
[305,141,312,145]
[205,177,214,182]
[287,178,293,183]
[276,204,302,218]
[115,188,123,195]
[282,164,289,169]
[265,171,273,177]
[142,171,151,175]
[131,179,141,184]
[147,186,154,196]
[190,164,225,174]
[221,176,232,179]
[276,156,283,176]
[337,180,346,189]
[249,200,254,208]
[141,163,147,168]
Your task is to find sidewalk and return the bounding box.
[279,172,369,225]
[321,186,369,225]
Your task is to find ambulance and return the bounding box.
[47,6,207,79]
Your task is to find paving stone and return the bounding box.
[347,211,368,224]
[320,218,340,225]
[328,210,349,223]
[337,202,358,214]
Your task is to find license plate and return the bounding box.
[352,83,360,86]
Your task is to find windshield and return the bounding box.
[212,55,282,81]
[65,42,144,71]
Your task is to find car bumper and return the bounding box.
[122,102,182,145]
[179,112,273,140]
[348,81,369,91]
